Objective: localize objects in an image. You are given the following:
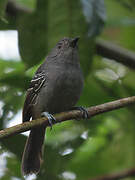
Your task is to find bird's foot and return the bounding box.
[41,112,56,129]
[72,106,89,119]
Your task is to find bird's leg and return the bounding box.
[41,112,56,129]
[71,106,89,119]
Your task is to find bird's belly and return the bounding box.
[37,70,83,114]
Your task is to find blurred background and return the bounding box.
[0,0,135,180]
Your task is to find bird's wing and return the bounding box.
[22,72,46,122]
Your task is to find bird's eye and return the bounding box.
[58,43,62,49]
[58,45,62,49]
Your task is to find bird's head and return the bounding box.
[48,37,80,64]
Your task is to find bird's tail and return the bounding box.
[21,126,46,175]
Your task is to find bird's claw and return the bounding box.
[73,106,89,119]
[41,112,56,129]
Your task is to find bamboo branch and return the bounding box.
[90,167,135,180]
[0,96,135,139]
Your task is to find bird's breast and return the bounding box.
[37,63,84,113]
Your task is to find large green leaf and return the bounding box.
[18,0,48,67]
[18,0,105,76]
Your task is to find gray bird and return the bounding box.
[21,37,84,175]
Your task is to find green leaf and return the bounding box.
[0,0,8,21]
[18,0,48,67]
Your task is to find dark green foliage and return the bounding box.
[0,0,8,21]
[0,0,135,180]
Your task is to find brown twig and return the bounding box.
[90,167,135,180]
[6,0,31,17]
[0,96,135,139]
[96,39,135,69]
